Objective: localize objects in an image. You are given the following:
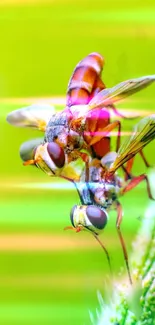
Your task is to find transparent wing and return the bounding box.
[108,115,155,174]
[89,75,155,109]
[7,104,55,131]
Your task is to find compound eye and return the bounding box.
[86,205,107,230]
[47,142,65,168]
[70,205,77,227]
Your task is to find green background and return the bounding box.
[1,0,155,324]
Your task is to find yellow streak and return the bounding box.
[0,234,119,251]
[0,0,62,5]
[0,0,91,5]
[0,234,96,251]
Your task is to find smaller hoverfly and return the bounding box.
[65,115,155,284]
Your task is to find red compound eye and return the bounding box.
[47,142,65,168]
[86,205,107,230]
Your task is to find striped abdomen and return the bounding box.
[67,52,105,106]
[84,107,110,158]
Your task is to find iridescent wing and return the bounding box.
[108,115,155,174]
[88,75,155,109]
[69,75,155,121]
[7,104,55,131]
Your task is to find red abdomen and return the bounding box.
[67,52,111,158]
[67,52,105,106]
[84,108,110,158]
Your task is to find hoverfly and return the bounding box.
[65,114,155,284]
[7,53,155,181]
[6,54,155,283]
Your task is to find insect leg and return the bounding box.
[116,202,132,284]
[123,158,134,181]
[124,151,150,181]
[89,120,121,151]
[139,150,150,168]
[115,120,121,152]
[122,174,155,200]
[84,156,90,182]
[121,165,132,180]
[85,161,89,182]
[110,105,139,120]
[93,233,113,275]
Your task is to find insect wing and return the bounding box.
[89,75,155,109]
[108,115,155,174]
[7,104,55,131]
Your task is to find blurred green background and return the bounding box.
[1,0,155,324]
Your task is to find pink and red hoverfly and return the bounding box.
[7,52,155,180]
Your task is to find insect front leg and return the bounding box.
[116,202,132,284]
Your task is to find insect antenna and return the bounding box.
[93,233,113,276]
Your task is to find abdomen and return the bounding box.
[67,52,105,106]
